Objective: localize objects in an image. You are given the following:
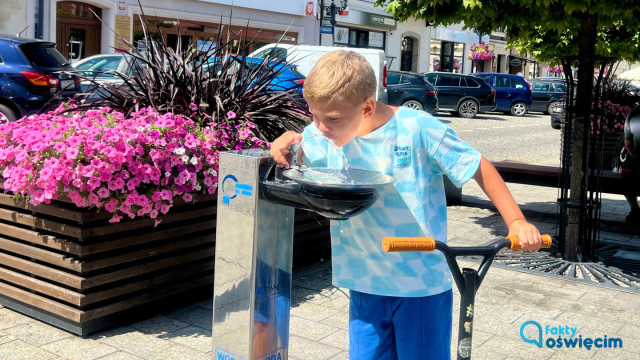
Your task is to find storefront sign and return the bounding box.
[509,58,523,67]
[320,25,333,34]
[367,14,396,29]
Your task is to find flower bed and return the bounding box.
[0,105,261,224]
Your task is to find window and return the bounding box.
[493,76,512,88]
[19,43,68,68]
[465,78,480,87]
[253,47,288,61]
[430,40,464,72]
[387,73,401,85]
[437,75,460,87]
[400,75,411,84]
[424,74,437,84]
[512,77,527,89]
[532,82,549,91]
[553,83,565,92]
[476,75,490,84]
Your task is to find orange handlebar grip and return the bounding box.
[507,234,552,251]
[382,237,436,252]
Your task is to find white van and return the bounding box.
[250,44,388,104]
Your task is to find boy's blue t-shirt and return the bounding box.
[301,107,481,297]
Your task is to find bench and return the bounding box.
[491,161,627,195]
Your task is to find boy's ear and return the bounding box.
[363,98,376,118]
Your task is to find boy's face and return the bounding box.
[307,99,375,147]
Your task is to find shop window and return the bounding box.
[347,29,384,50]
[430,40,464,73]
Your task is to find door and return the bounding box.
[530,81,552,111]
[435,74,463,109]
[400,37,413,72]
[492,75,514,110]
[56,2,102,61]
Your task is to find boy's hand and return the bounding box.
[508,219,542,252]
[270,131,303,168]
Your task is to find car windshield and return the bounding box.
[75,56,125,78]
[19,42,69,68]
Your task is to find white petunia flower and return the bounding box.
[190,157,198,165]
[173,147,186,155]
[181,154,190,163]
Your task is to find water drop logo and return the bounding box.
[520,320,543,348]
[221,174,253,205]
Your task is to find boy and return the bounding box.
[622,106,640,225]
[271,50,543,359]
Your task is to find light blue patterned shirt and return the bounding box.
[301,107,481,297]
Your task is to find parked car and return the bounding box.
[529,78,567,114]
[473,73,532,116]
[72,53,131,91]
[250,44,388,104]
[205,56,305,94]
[422,72,496,118]
[0,34,80,122]
[386,70,438,114]
[550,102,565,129]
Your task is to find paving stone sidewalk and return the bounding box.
[0,182,638,360]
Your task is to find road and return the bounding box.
[436,111,562,166]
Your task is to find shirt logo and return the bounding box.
[393,145,411,167]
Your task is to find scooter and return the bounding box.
[383,234,553,360]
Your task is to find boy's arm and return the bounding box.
[270,131,303,168]
[472,156,542,251]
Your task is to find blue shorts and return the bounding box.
[349,289,453,360]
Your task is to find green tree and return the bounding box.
[377,0,640,261]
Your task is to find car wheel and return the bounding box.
[510,102,527,116]
[547,101,560,115]
[0,104,17,122]
[458,100,478,118]
[402,100,423,111]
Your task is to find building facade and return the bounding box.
[2,0,549,79]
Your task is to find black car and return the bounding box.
[529,78,567,114]
[387,70,438,114]
[423,72,496,118]
[0,34,80,122]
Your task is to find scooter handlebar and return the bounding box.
[507,234,553,251]
[382,237,436,252]
[382,235,552,252]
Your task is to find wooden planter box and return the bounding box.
[0,193,329,336]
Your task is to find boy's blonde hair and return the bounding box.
[303,50,376,106]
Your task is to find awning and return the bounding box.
[617,66,640,81]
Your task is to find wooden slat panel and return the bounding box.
[80,261,214,307]
[78,220,215,256]
[0,222,82,255]
[0,253,83,288]
[0,267,81,306]
[0,282,83,322]
[0,193,84,222]
[80,275,214,322]
[0,237,82,271]
[80,207,217,239]
[81,247,214,290]
[79,234,213,272]
[0,208,81,238]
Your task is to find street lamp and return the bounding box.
[319,0,348,45]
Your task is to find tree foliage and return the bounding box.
[376,0,640,64]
